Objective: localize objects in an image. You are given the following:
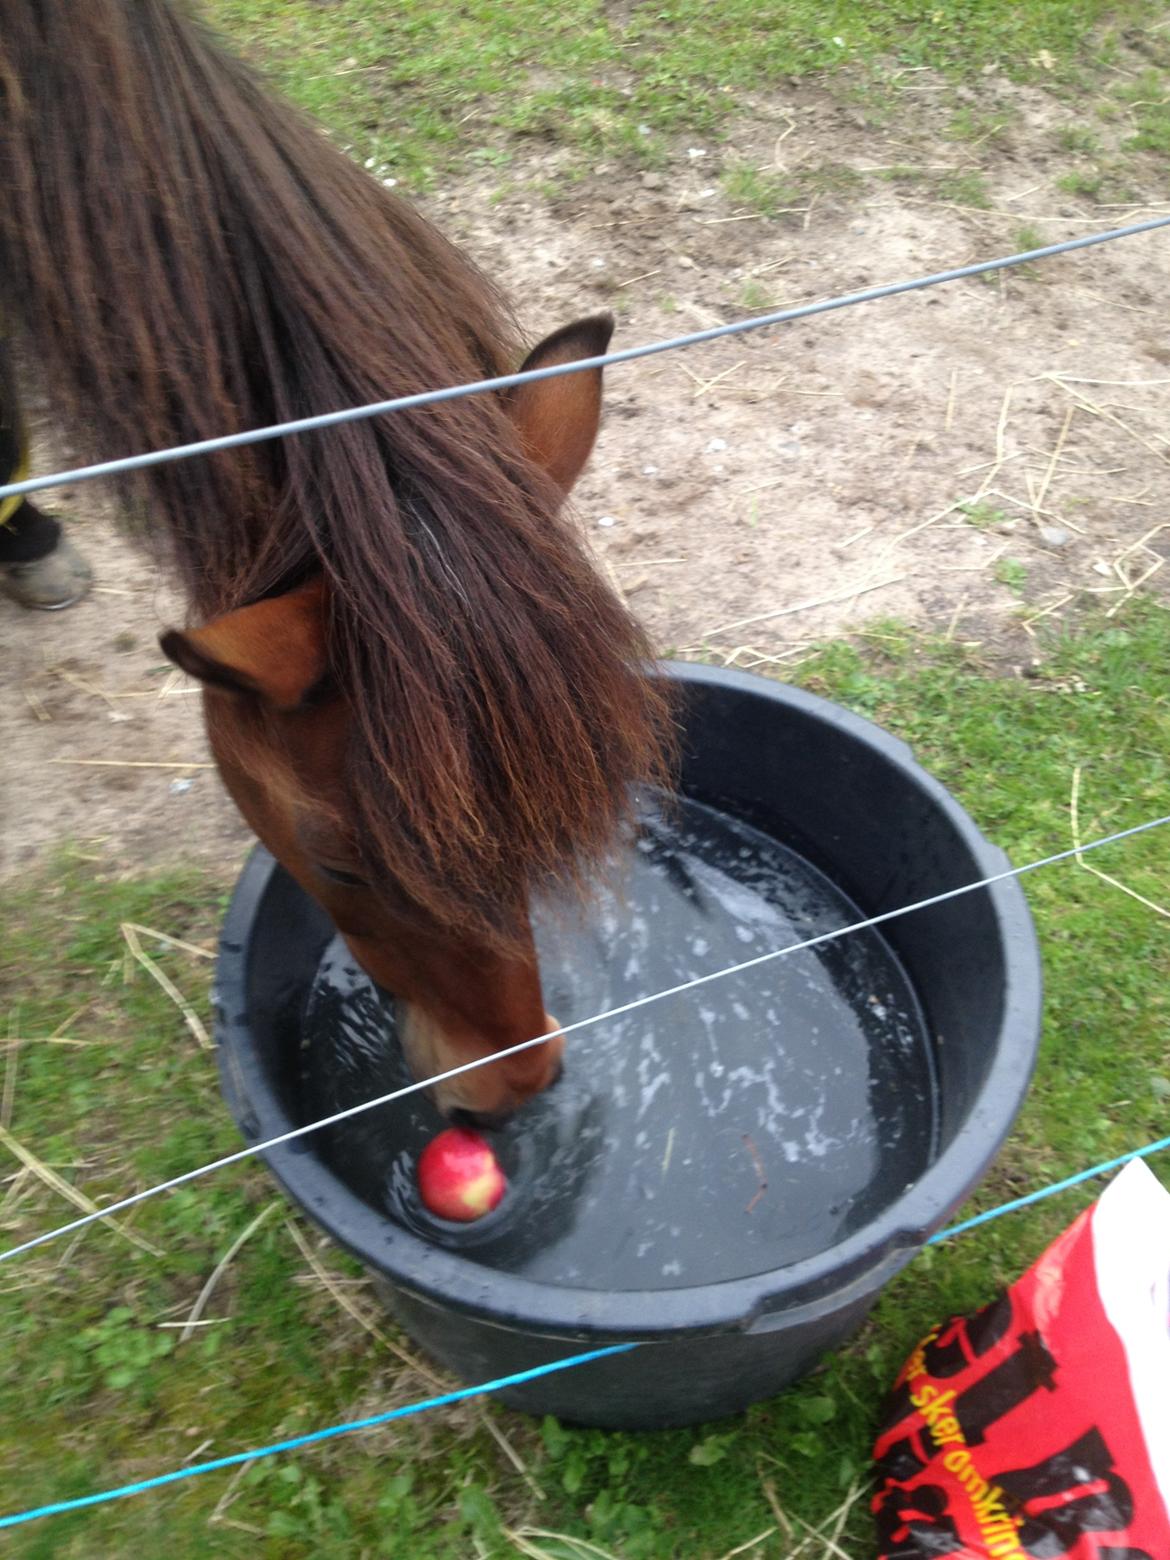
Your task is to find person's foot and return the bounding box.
[1,537,93,610]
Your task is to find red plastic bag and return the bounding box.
[872,1159,1170,1558]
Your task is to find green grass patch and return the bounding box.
[1107,64,1170,157]
[1055,123,1102,154]
[3,601,1169,1555]
[876,163,936,185]
[723,160,864,218]
[1057,166,1107,198]
[723,165,805,218]
[946,106,1016,146]
[201,0,1164,185]
[994,556,1029,594]
[1127,103,1170,155]
[957,498,1009,530]
[938,168,993,208]
[740,278,781,313]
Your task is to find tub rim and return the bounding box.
[215,663,1042,1341]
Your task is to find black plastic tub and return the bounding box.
[214,664,1042,1430]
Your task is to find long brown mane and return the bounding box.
[0,0,672,945]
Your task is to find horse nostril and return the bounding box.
[449,1106,512,1133]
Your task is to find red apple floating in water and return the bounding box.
[417,1127,507,1222]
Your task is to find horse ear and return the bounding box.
[160,578,328,710]
[506,313,615,496]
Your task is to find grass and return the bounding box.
[1055,124,1102,154]
[740,279,780,313]
[957,499,1009,532]
[937,169,993,209]
[723,159,866,216]
[3,600,1169,1556]
[202,0,1164,186]
[1056,167,1107,199]
[8,1,1170,1550]
[993,556,1029,594]
[723,166,805,218]
[945,106,1016,147]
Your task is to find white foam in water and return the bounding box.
[299,795,938,1292]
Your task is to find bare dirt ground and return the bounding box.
[4,69,1169,875]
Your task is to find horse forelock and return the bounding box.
[1,0,675,948]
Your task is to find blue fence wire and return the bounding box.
[1,214,1169,505]
[0,1346,637,1531]
[3,1131,1168,1531]
[3,212,1170,1536]
[927,1132,1170,1243]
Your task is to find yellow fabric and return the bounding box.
[0,439,29,528]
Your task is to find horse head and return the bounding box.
[162,318,617,1123]
[2,0,670,1125]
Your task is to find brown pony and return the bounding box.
[0,0,672,1122]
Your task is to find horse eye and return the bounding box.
[317,863,369,889]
